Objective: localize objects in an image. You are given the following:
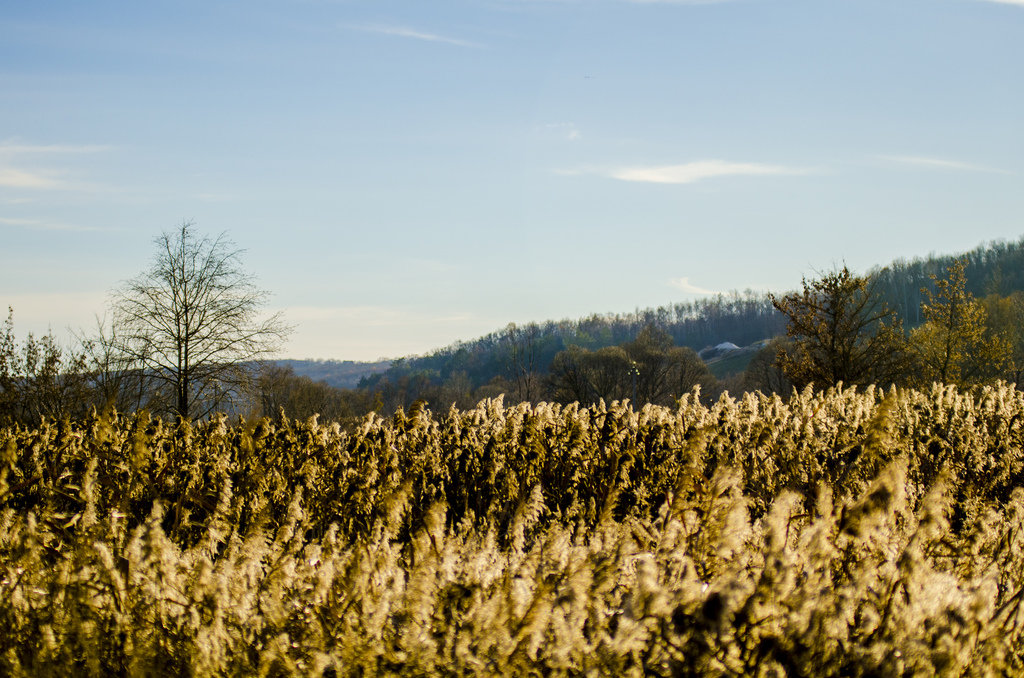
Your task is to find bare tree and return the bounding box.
[77,314,153,414]
[547,326,713,407]
[111,222,291,419]
[254,364,357,422]
[505,322,542,403]
[741,338,793,395]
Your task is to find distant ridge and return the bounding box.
[288,235,1024,400]
[274,359,390,390]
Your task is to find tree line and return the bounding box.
[771,258,1024,392]
[361,290,784,392]
[6,226,1024,426]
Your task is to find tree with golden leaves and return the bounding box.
[981,291,1024,384]
[911,259,1008,387]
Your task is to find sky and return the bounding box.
[2,0,1024,361]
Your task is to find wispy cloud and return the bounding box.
[284,305,402,325]
[539,122,581,142]
[195,192,237,203]
[669,277,718,295]
[0,167,106,192]
[0,142,112,155]
[564,160,811,184]
[0,168,65,189]
[0,217,41,227]
[505,0,733,4]
[284,305,473,327]
[0,141,111,191]
[346,23,482,48]
[880,155,1008,173]
[278,304,489,360]
[978,0,1024,6]
[0,216,105,232]
[626,0,733,4]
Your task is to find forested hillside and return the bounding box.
[347,236,1024,414]
[275,359,390,390]
[871,237,1024,326]
[358,291,782,401]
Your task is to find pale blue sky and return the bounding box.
[2,0,1023,360]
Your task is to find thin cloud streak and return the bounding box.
[0,143,112,155]
[669,277,718,295]
[283,305,474,327]
[0,217,106,232]
[195,192,237,203]
[627,0,733,4]
[978,0,1024,6]
[0,142,112,191]
[279,305,490,360]
[347,24,482,48]
[510,0,732,3]
[0,168,64,189]
[0,167,106,192]
[880,155,1008,173]
[538,122,582,141]
[596,160,811,184]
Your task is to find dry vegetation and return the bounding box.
[4,384,1024,675]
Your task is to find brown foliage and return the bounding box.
[5,385,1024,674]
[771,267,911,389]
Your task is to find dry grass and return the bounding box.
[3,383,1024,675]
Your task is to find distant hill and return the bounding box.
[358,291,786,400]
[304,234,1024,409]
[700,340,769,379]
[275,359,390,390]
